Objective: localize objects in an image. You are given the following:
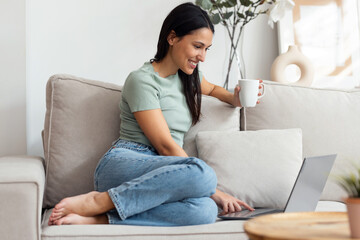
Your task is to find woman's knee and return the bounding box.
[186,198,218,225]
[94,152,128,192]
[189,158,217,195]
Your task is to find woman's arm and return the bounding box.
[201,76,256,214]
[201,76,262,107]
[133,109,188,157]
[201,77,240,106]
[134,109,253,214]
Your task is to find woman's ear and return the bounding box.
[167,30,177,46]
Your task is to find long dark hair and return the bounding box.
[151,2,214,125]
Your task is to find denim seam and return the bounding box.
[114,140,157,153]
[106,212,113,224]
[108,189,126,220]
[94,178,98,191]
[118,146,149,152]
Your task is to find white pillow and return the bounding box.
[241,81,360,201]
[183,95,240,157]
[196,129,303,209]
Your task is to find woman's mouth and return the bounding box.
[189,60,197,69]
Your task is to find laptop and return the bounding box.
[219,154,337,220]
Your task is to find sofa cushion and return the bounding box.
[196,129,303,209]
[41,209,248,240]
[42,74,122,208]
[40,201,344,240]
[241,81,360,201]
[184,95,240,157]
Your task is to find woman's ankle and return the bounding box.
[94,192,115,213]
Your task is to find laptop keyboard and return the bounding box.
[238,208,282,218]
[220,208,283,219]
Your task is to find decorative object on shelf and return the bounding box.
[277,0,360,89]
[270,45,314,86]
[336,167,360,238]
[196,0,295,89]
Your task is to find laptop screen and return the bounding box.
[284,154,336,212]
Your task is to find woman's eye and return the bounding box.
[194,45,201,49]
[206,47,210,51]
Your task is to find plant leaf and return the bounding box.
[335,172,360,198]
[237,12,245,18]
[196,0,213,10]
[195,0,203,7]
[240,0,253,7]
[337,176,356,197]
[229,0,237,6]
[210,13,221,24]
[223,2,233,8]
[223,11,234,20]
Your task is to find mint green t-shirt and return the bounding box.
[119,62,203,148]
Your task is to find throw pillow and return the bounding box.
[43,74,122,208]
[183,95,240,157]
[196,129,303,209]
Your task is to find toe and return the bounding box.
[55,199,68,210]
[48,218,56,226]
[49,211,60,219]
[53,208,65,214]
[52,211,63,217]
[55,203,65,210]
[50,214,62,221]
[54,219,62,225]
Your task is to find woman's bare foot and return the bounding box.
[49,213,108,225]
[48,191,114,223]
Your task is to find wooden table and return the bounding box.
[244,212,359,240]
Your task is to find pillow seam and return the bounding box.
[55,77,122,93]
[44,79,56,207]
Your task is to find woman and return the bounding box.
[48,2,260,226]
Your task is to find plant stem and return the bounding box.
[212,4,238,89]
[212,1,268,89]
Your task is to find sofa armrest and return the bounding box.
[0,156,45,240]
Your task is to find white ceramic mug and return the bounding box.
[238,79,265,107]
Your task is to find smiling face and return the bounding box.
[168,27,213,75]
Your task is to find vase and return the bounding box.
[223,29,246,91]
[270,45,314,86]
[346,198,360,238]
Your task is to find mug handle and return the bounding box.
[258,82,265,99]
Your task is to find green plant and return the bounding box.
[336,168,360,198]
[196,0,294,89]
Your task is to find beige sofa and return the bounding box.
[2,74,359,240]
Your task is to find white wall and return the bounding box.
[0,0,26,157]
[24,0,277,156]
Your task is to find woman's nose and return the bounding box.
[197,50,206,62]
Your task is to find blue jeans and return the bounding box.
[94,139,218,226]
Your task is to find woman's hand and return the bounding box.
[233,79,264,107]
[210,189,254,216]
